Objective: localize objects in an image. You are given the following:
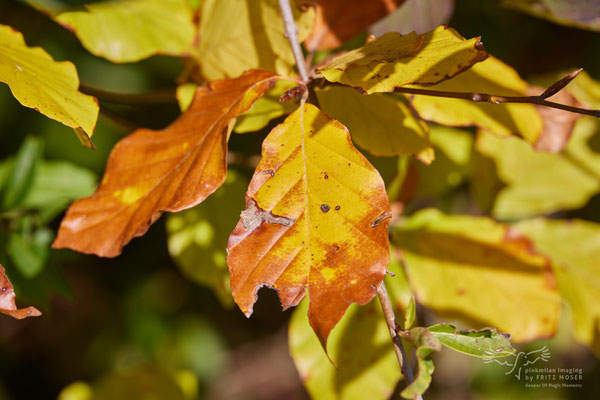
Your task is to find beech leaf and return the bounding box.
[409,56,543,143]
[53,70,278,257]
[392,209,560,342]
[315,86,433,161]
[369,0,455,37]
[0,24,98,148]
[227,103,391,349]
[196,0,315,80]
[475,124,600,219]
[316,26,487,94]
[46,0,196,63]
[514,218,600,355]
[427,324,515,358]
[304,0,406,51]
[289,299,401,400]
[501,0,600,31]
[0,264,41,319]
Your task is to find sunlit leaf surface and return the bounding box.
[317,26,487,94]
[0,25,98,147]
[227,104,391,348]
[54,70,278,257]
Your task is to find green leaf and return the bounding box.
[1,136,42,211]
[166,171,248,307]
[392,208,560,342]
[401,327,441,399]
[501,0,600,31]
[475,120,600,219]
[50,0,196,63]
[404,296,416,330]
[316,26,487,94]
[289,299,401,400]
[196,0,314,80]
[22,160,98,223]
[409,56,543,143]
[514,218,600,355]
[0,25,97,147]
[427,324,515,358]
[316,86,433,161]
[7,227,53,278]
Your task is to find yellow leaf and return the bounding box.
[54,0,195,63]
[409,56,543,143]
[197,0,315,80]
[289,299,401,400]
[392,209,560,342]
[476,124,599,219]
[567,70,600,109]
[0,25,98,148]
[316,26,487,94]
[514,218,600,355]
[176,83,198,112]
[227,103,391,349]
[316,86,433,161]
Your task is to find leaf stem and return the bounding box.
[377,281,421,399]
[80,84,177,105]
[278,0,310,83]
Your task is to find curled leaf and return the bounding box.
[316,26,487,94]
[427,324,515,358]
[227,103,391,349]
[53,70,278,257]
[0,264,41,319]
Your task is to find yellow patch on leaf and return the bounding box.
[53,70,278,257]
[0,25,98,147]
[393,209,560,342]
[409,56,543,143]
[227,104,391,349]
[316,26,488,94]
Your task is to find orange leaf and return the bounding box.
[53,70,278,257]
[304,0,405,51]
[0,264,41,319]
[227,103,391,349]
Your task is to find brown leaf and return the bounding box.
[53,70,278,257]
[304,0,405,51]
[0,264,41,319]
[529,86,581,153]
[227,104,391,350]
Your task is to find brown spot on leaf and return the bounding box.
[320,204,330,213]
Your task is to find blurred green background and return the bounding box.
[0,0,599,399]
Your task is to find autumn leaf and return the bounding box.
[427,324,515,358]
[315,85,433,162]
[316,26,487,94]
[392,209,560,342]
[0,264,41,319]
[33,0,196,63]
[0,24,98,148]
[501,0,600,31]
[289,299,401,400]
[475,123,600,219]
[304,0,405,51]
[53,70,278,257]
[369,0,455,37]
[409,56,543,143]
[514,218,600,355]
[196,0,314,80]
[227,103,391,349]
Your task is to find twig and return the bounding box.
[377,281,420,399]
[393,69,600,118]
[278,0,310,83]
[80,84,177,105]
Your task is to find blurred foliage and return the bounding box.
[0,0,599,399]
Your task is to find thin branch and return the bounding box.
[278,0,310,83]
[80,84,177,105]
[377,281,420,399]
